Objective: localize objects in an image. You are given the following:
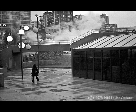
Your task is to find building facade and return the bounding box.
[100,13,109,25]
[0,11,31,42]
[43,11,73,27]
[30,21,39,28]
[20,11,31,26]
[0,11,31,31]
[73,14,83,21]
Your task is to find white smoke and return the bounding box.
[25,30,42,41]
[53,11,105,41]
[22,11,105,43]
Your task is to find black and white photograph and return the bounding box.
[0,11,136,101]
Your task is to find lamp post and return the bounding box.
[18,28,24,80]
[35,14,40,72]
[18,25,30,80]
[40,16,46,40]
[7,35,13,43]
[34,14,46,72]
[7,35,13,69]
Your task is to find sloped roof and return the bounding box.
[74,33,136,49]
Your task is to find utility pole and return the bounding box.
[20,34,23,80]
[35,14,39,72]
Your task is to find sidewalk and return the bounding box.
[1,68,136,101]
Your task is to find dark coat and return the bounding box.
[31,64,39,76]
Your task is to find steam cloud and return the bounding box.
[53,11,105,41]
[6,11,105,44]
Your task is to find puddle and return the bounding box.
[59,99,67,101]
[72,81,86,85]
[58,84,67,86]
[15,84,25,88]
[33,91,47,95]
[50,89,68,92]
[40,86,57,88]
[20,87,38,92]
[41,69,57,73]
[50,69,57,71]
[74,97,85,100]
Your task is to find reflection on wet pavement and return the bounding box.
[20,87,38,92]
[2,68,136,101]
[50,89,68,92]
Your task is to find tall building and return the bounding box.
[30,21,41,28]
[73,14,83,21]
[43,11,73,27]
[20,11,31,26]
[100,14,109,24]
[0,11,31,31]
[59,11,73,23]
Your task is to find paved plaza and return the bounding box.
[0,68,136,101]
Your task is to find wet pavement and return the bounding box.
[1,68,136,101]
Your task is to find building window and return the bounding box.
[2,11,11,15]
[2,15,10,19]
[21,21,30,25]
[21,16,30,20]
[2,19,10,23]
[10,11,20,15]
[12,16,20,20]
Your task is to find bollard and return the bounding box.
[0,73,4,87]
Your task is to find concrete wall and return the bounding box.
[22,44,70,52]
[1,46,13,68]
[0,44,71,70]
[23,54,71,68]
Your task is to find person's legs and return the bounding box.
[36,76,39,81]
[32,76,34,83]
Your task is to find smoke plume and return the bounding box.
[21,11,105,43]
[53,11,105,41]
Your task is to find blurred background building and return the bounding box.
[73,14,83,21]
[0,11,31,31]
[43,11,73,27]
[0,11,31,42]
[100,13,109,25]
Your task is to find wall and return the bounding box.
[0,44,71,70]
[72,47,136,85]
[1,46,13,68]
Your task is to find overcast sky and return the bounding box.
[31,11,136,27]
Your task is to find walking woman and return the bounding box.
[31,64,39,83]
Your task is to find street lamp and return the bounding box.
[25,44,31,49]
[24,26,29,31]
[34,14,46,72]
[18,42,25,48]
[7,35,13,42]
[7,35,13,48]
[18,25,31,80]
[18,28,25,80]
[6,35,13,69]
[35,14,40,72]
